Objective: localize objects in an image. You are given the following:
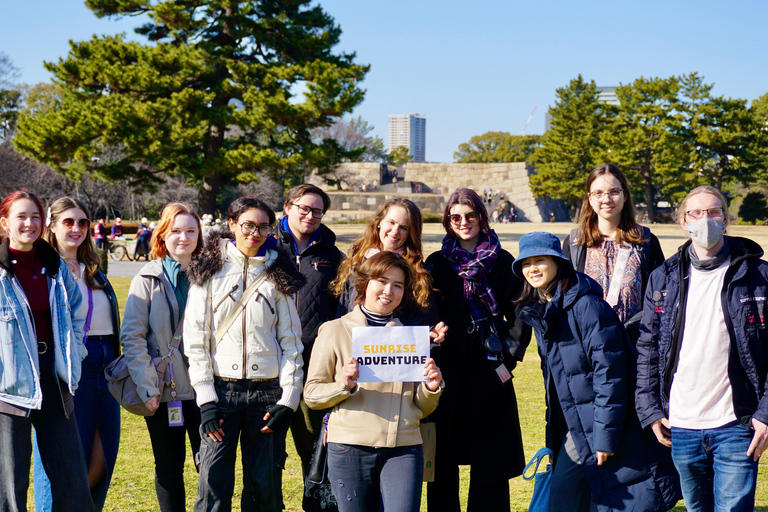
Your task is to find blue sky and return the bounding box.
[2,0,767,163]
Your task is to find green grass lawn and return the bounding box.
[58,223,768,511]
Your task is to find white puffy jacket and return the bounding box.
[183,233,306,410]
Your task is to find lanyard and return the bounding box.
[84,286,94,341]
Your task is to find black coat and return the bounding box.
[425,249,531,480]
[275,221,344,366]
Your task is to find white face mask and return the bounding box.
[687,217,725,250]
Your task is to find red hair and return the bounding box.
[0,190,45,243]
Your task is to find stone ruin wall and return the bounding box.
[310,162,568,222]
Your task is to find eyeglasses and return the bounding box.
[589,189,624,201]
[61,218,90,230]
[685,208,724,221]
[449,211,480,225]
[292,203,324,219]
[239,222,273,237]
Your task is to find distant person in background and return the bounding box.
[133,218,153,261]
[94,219,108,249]
[110,218,123,239]
[562,163,664,343]
[34,197,121,512]
[510,206,517,223]
[201,215,214,240]
[549,211,556,223]
[275,184,343,512]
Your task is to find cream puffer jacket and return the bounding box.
[184,233,306,410]
[304,306,443,448]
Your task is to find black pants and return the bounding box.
[144,400,202,512]
[0,374,94,512]
[291,400,338,512]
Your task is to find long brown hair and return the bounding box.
[150,203,203,260]
[44,197,104,290]
[332,198,431,309]
[576,163,644,247]
[352,251,414,310]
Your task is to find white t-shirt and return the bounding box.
[669,258,736,429]
[74,263,115,337]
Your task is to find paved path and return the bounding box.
[106,261,147,278]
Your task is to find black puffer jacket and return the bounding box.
[275,219,344,365]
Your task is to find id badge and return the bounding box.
[494,362,512,385]
[167,400,184,427]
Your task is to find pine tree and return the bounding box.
[530,75,609,212]
[602,76,684,222]
[15,1,369,212]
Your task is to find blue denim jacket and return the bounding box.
[0,240,86,410]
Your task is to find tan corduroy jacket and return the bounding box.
[304,306,442,448]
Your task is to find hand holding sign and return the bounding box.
[342,358,359,391]
[424,358,443,391]
[430,322,448,344]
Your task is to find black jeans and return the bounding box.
[194,378,286,512]
[0,374,94,512]
[144,399,202,512]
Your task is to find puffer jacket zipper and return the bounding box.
[242,256,248,379]
[295,254,301,310]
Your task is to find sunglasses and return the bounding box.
[61,218,91,230]
[449,211,480,225]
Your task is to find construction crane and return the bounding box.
[521,106,537,135]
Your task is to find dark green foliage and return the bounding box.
[530,75,610,211]
[454,132,541,163]
[739,191,768,224]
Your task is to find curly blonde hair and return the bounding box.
[332,198,432,309]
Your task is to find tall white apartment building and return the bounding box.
[388,114,426,163]
[597,86,620,105]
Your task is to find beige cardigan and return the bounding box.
[304,306,442,448]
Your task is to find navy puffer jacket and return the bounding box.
[521,271,680,512]
[635,236,768,430]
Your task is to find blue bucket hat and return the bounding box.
[512,231,572,278]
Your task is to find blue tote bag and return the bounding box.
[522,447,553,512]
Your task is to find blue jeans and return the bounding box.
[194,378,286,512]
[33,335,121,512]
[327,442,423,512]
[0,373,94,512]
[671,423,758,512]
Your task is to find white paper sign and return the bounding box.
[352,326,430,383]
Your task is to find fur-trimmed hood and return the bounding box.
[187,231,305,295]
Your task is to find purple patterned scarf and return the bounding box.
[441,231,501,320]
